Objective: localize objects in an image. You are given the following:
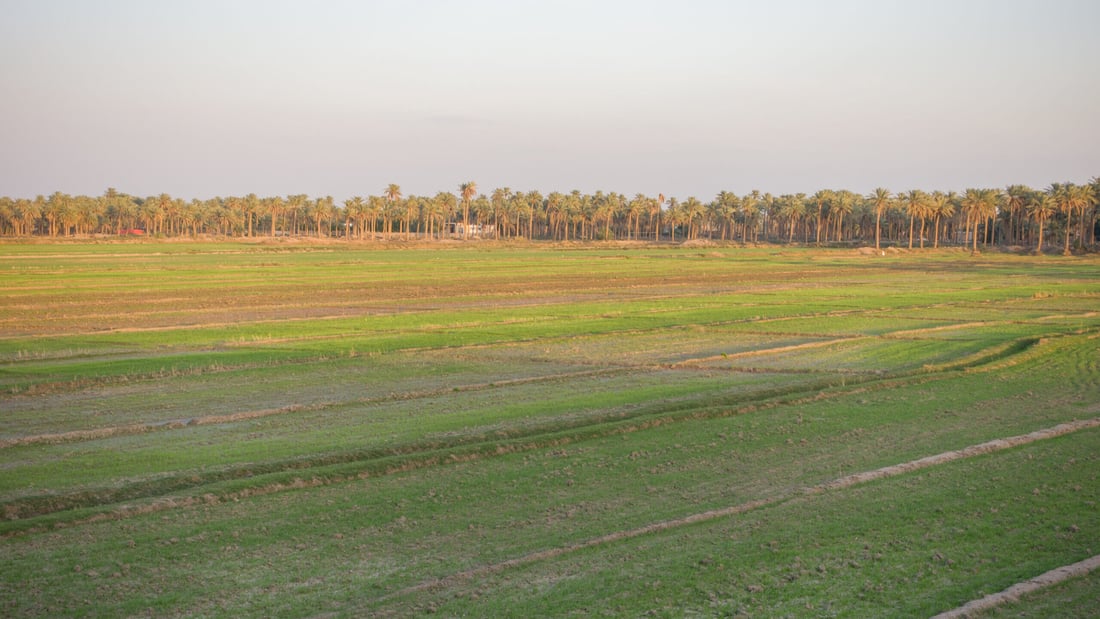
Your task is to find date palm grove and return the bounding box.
[1,180,1097,253]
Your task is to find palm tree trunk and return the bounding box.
[1064,211,1073,255]
[874,211,882,250]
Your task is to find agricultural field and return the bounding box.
[0,240,1098,618]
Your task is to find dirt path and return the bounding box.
[382,417,1100,601]
[670,335,864,367]
[931,554,1100,618]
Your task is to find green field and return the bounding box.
[1,241,1098,617]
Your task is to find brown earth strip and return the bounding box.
[670,336,864,367]
[883,321,994,337]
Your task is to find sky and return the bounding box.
[1,0,1098,202]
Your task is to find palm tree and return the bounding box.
[3,197,19,235]
[181,199,202,236]
[926,191,953,249]
[135,198,156,235]
[627,194,648,240]
[215,198,243,236]
[1051,183,1096,254]
[152,194,180,236]
[11,198,40,236]
[101,188,132,234]
[811,189,833,245]
[1027,193,1057,254]
[343,196,364,239]
[830,190,856,243]
[1082,175,1100,246]
[1089,176,1100,247]
[366,196,385,238]
[1001,185,1030,246]
[381,195,402,236]
[419,195,439,239]
[459,182,477,239]
[681,197,704,240]
[266,196,285,237]
[505,191,526,238]
[0,197,14,235]
[472,194,492,237]
[383,184,402,238]
[430,191,456,239]
[1045,184,1068,254]
[654,193,665,241]
[285,194,308,236]
[901,190,928,249]
[223,196,243,236]
[665,197,682,241]
[1071,183,1097,251]
[440,191,458,238]
[523,191,543,238]
[409,196,425,239]
[491,187,511,238]
[384,184,402,204]
[313,195,335,237]
[780,194,806,244]
[961,188,998,253]
[711,191,738,241]
[602,192,625,239]
[729,194,746,243]
[545,192,564,240]
[868,187,892,250]
[244,193,261,237]
[756,193,774,245]
[103,192,132,235]
[45,192,74,237]
[571,190,590,239]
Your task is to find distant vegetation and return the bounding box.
[1,179,1098,253]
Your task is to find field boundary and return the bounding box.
[381,417,1100,602]
[931,554,1100,618]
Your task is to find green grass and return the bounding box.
[0,241,1098,617]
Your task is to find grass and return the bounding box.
[0,241,1098,617]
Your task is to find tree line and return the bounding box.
[1,179,1097,253]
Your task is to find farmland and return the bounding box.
[1,240,1098,617]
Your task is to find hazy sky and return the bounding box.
[2,0,1097,201]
